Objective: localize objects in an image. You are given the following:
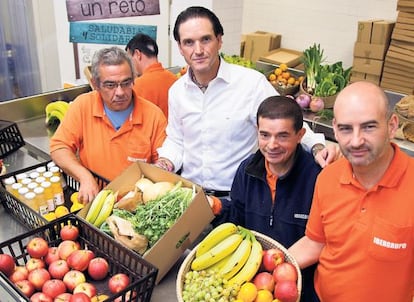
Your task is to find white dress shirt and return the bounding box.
[158,59,325,191]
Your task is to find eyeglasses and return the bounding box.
[101,78,133,90]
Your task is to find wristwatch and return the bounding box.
[311,143,325,157]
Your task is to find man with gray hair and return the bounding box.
[50,46,167,203]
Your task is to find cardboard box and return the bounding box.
[259,48,303,67]
[357,20,382,43]
[354,42,388,60]
[365,74,381,85]
[380,79,414,94]
[352,57,384,76]
[371,20,395,45]
[79,161,214,284]
[243,31,281,62]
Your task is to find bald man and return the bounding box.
[288,81,414,301]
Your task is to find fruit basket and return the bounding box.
[0,214,158,301]
[0,160,109,230]
[299,78,337,109]
[176,230,302,302]
[0,120,25,159]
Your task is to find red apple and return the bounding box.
[15,279,35,297]
[30,292,53,302]
[73,282,96,298]
[60,225,79,241]
[67,250,94,272]
[9,265,29,283]
[42,279,67,299]
[28,267,51,290]
[108,273,130,294]
[262,248,285,272]
[26,258,46,272]
[63,270,86,292]
[58,240,80,261]
[69,292,91,302]
[45,247,60,266]
[48,259,70,280]
[87,257,109,281]
[27,237,49,259]
[0,253,15,276]
[54,292,73,302]
[253,271,275,291]
[272,262,298,283]
[274,280,299,302]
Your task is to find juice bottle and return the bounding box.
[17,187,29,203]
[3,177,16,193]
[50,176,64,207]
[29,171,40,180]
[35,166,47,174]
[24,191,37,209]
[10,182,23,197]
[40,181,54,214]
[33,186,45,213]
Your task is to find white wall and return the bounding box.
[241,0,398,67]
[35,0,399,89]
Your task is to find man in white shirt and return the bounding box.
[155,6,337,194]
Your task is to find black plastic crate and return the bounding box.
[0,214,158,301]
[0,161,109,230]
[0,120,25,159]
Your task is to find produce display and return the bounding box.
[179,223,300,302]
[267,64,303,96]
[0,225,130,301]
[84,178,195,255]
[220,53,256,69]
[297,43,352,112]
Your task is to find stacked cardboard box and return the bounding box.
[351,20,395,85]
[241,31,282,62]
[381,1,414,94]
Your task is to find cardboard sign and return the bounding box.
[66,0,160,21]
[70,22,157,45]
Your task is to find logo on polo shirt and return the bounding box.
[373,237,407,250]
[127,156,147,163]
[294,213,309,220]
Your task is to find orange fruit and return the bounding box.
[282,71,291,80]
[237,282,258,302]
[255,289,273,302]
[268,73,277,81]
[279,63,288,71]
[274,68,282,76]
[287,77,296,85]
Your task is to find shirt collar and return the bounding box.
[339,142,408,188]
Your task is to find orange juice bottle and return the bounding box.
[50,176,64,207]
[41,181,54,213]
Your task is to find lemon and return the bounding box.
[255,289,273,302]
[70,192,80,203]
[43,212,57,221]
[55,205,69,218]
[237,282,257,302]
[70,202,84,212]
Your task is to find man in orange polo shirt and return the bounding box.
[50,47,167,204]
[289,81,414,301]
[125,33,177,118]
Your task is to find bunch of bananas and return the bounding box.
[45,100,70,127]
[191,223,263,286]
[85,189,116,228]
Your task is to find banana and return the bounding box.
[45,101,70,124]
[196,222,239,257]
[220,236,252,280]
[93,192,115,228]
[85,189,112,224]
[191,233,243,271]
[226,236,263,287]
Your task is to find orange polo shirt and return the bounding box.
[132,62,177,118]
[49,90,167,180]
[306,143,414,301]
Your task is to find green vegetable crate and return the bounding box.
[0,160,109,230]
[0,214,158,301]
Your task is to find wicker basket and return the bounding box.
[176,230,302,302]
[299,78,337,109]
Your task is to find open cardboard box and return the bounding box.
[259,48,303,67]
[78,161,214,284]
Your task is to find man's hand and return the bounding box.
[154,157,174,172]
[313,143,342,168]
[77,174,100,204]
